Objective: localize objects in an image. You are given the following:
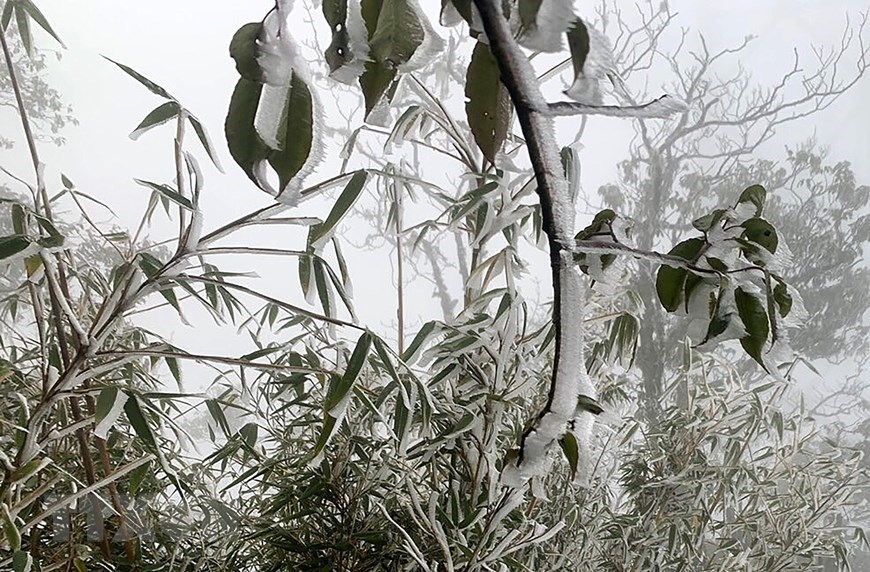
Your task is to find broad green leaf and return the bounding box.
[94,386,128,440]
[565,18,590,79]
[105,57,174,100]
[325,331,372,414]
[11,203,25,234]
[465,41,512,163]
[309,170,369,248]
[129,101,180,140]
[559,432,579,479]
[0,234,32,260]
[225,78,271,188]
[737,184,766,217]
[265,75,316,193]
[124,394,159,452]
[359,60,397,118]
[655,238,705,312]
[367,0,424,66]
[12,550,32,572]
[187,113,224,172]
[735,287,770,368]
[134,179,193,210]
[741,217,778,254]
[228,22,262,81]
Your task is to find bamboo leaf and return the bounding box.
[129,101,180,140]
[105,57,174,100]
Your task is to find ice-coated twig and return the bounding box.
[545,94,689,118]
[472,0,595,486]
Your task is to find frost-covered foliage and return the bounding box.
[1,0,867,570]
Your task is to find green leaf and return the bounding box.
[105,57,174,100]
[206,399,232,437]
[311,413,338,463]
[692,209,726,233]
[559,432,579,479]
[565,18,590,79]
[94,386,128,440]
[325,331,372,414]
[187,113,224,172]
[129,101,180,140]
[124,394,159,452]
[1,2,13,31]
[773,278,792,318]
[367,0,424,67]
[225,78,271,188]
[134,179,193,210]
[228,22,262,81]
[15,5,31,56]
[441,412,476,439]
[309,170,369,248]
[12,550,32,572]
[2,503,21,551]
[401,320,438,363]
[359,60,398,119]
[18,0,64,48]
[735,287,770,368]
[0,234,32,260]
[465,41,512,163]
[128,460,151,495]
[312,259,333,317]
[265,75,316,194]
[576,394,604,415]
[741,217,778,254]
[655,238,705,312]
[737,184,766,217]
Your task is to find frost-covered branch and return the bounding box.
[471,0,594,486]
[545,94,687,118]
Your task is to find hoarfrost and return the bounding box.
[516,0,577,53]
[399,0,445,73]
[564,26,616,105]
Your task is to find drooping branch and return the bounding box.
[471,0,594,485]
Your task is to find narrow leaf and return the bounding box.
[104,57,174,100]
[309,170,368,248]
[130,101,179,140]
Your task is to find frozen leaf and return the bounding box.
[94,387,129,440]
[229,22,263,81]
[517,0,575,52]
[656,238,704,312]
[735,287,769,368]
[309,170,369,249]
[105,57,174,100]
[323,0,371,84]
[737,184,766,217]
[564,21,616,105]
[129,101,180,140]
[465,41,512,163]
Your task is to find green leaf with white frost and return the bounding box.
[735,287,769,368]
[773,278,792,317]
[325,331,371,416]
[309,170,369,249]
[105,57,174,100]
[401,320,438,363]
[228,22,262,81]
[94,386,129,440]
[655,238,704,312]
[0,235,32,261]
[225,78,270,187]
[367,0,424,67]
[187,113,224,172]
[129,101,179,140]
[134,179,193,210]
[741,217,778,254]
[559,432,579,480]
[124,394,159,452]
[465,41,512,163]
[737,184,766,217]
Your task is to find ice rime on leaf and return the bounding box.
[516,0,577,53]
[399,0,445,72]
[324,0,371,84]
[564,20,616,105]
